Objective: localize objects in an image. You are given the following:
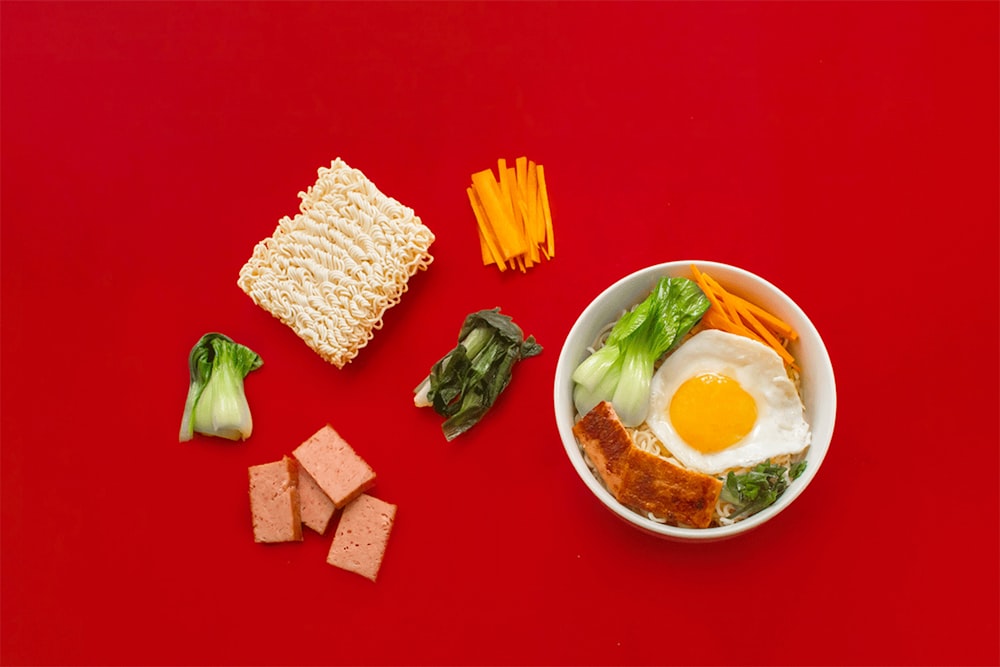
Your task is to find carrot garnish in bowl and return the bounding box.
[690,264,799,371]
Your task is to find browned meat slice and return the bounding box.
[573,401,724,529]
[572,401,633,496]
[618,447,722,529]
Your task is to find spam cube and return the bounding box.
[248,456,303,543]
[296,461,337,534]
[292,425,375,508]
[326,494,397,581]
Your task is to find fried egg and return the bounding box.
[646,329,811,475]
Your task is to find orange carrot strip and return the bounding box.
[534,176,545,259]
[515,158,537,263]
[734,300,798,368]
[508,166,537,265]
[701,309,734,332]
[537,164,554,259]
[496,160,518,231]
[477,228,491,265]
[514,156,528,220]
[515,157,528,203]
[691,266,725,315]
[727,291,797,340]
[517,198,530,232]
[700,273,745,329]
[500,165,526,264]
[467,186,506,271]
[720,307,761,342]
[526,161,538,251]
[691,265,716,296]
[706,278,744,325]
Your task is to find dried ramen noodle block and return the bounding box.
[238,158,435,367]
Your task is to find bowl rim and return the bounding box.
[553,259,837,542]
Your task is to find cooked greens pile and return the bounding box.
[179,333,263,442]
[414,308,542,441]
[571,276,710,427]
[721,460,808,519]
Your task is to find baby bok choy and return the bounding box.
[414,308,542,441]
[572,276,709,427]
[179,333,263,442]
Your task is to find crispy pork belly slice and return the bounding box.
[248,456,303,543]
[293,424,376,508]
[296,461,337,534]
[572,401,633,497]
[618,448,723,529]
[327,494,397,582]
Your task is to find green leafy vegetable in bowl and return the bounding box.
[571,276,710,427]
[179,333,263,442]
[721,460,808,520]
[414,308,542,441]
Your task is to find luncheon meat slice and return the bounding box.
[248,456,303,543]
[618,448,722,529]
[326,494,397,582]
[572,401,633,497]
[296,461,337,534]
[293,424,376,508]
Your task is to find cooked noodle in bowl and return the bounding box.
[553,261,836,541]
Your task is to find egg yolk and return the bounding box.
[669,373,757,453]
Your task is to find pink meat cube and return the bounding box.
[292,425,375,508]
[297,461,337,534]
[326,494,396,582]
[248,456,302,543]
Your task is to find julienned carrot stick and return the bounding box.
[467,187,505,271]
[734,300,797,368]
[537,165,554,259]
[727,292,796,339]
[691,266,722,311]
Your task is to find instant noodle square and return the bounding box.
[238,158,435,368]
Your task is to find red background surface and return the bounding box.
[2,2,998,666]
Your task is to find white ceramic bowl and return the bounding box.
[553,260,836,542]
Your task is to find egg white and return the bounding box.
[646,329,811,475]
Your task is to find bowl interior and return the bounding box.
[553,260,836,541]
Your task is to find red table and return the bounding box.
[2,2,997,665]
